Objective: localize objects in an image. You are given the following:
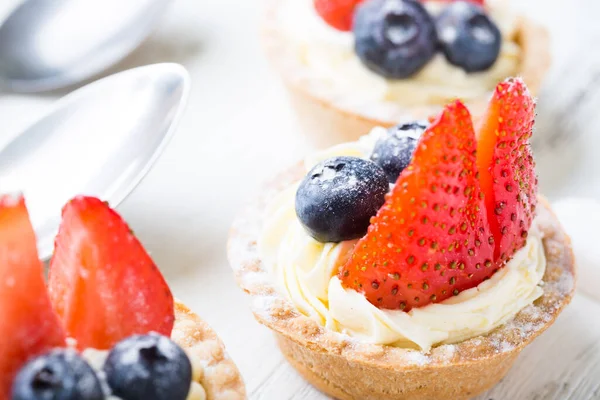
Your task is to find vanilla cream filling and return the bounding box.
[259,129,546,352]
[276,0,521,113]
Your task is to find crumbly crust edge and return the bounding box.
[173,301,247,400]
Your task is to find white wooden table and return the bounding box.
[1,1,600,399]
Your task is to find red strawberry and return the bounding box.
[314,0,364,31]
[0,195,66,399]
[339,101,495,311]
[48,196,174,350]
[476,78,537,262]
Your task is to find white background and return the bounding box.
[1,0,600,399]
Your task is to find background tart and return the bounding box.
[262,0,550,148]
[227,163,575,400]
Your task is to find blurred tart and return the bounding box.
[263,0,550,147]
[228,78,574,400]
[1,196,246,400]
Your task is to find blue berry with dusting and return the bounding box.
[353,0,437,79]
[295,156,388,243]
[436,1,501,72]
[12,349,104,400]
[371,121,427,183]
[103,333,192,400]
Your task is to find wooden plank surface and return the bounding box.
[1,0,600,399]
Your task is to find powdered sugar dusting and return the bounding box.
[550,265,576,295]
[435,344,456,363]
[251,295,284,322]
[237,270,273,290]
[402,350,430,366]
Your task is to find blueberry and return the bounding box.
[103,333,192,400]
[295,156,388,243]
[371,121,427,183]
[436,1,501,72]
[353,0,437,79]
[12,349,104,400]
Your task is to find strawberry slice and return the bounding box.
[48,196,174,350]
[0,195,66,399]
[340,101,495,311]
[476,78,537,262]
[314,0,365,31]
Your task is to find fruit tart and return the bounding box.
[228,78,574,400]
[263,0,550,147]
[0,196,246,400]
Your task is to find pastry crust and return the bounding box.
[227,164,575,400]
[262,0,551,148]
[173,301,247,400]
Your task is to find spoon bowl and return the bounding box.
[0,0,172,92]
[0,63,190,259]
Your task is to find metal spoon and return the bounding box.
[0,0,172,92]
[0,63,190,259]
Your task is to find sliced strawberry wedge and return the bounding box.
[48,196,174,350]
[340,101,495,311]
[476,78,537,262]
[0,196,66,399]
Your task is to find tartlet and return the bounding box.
[0,195,246,400]
[228,166,573,400]
[262,0,550,147]
[228,78,575,399]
